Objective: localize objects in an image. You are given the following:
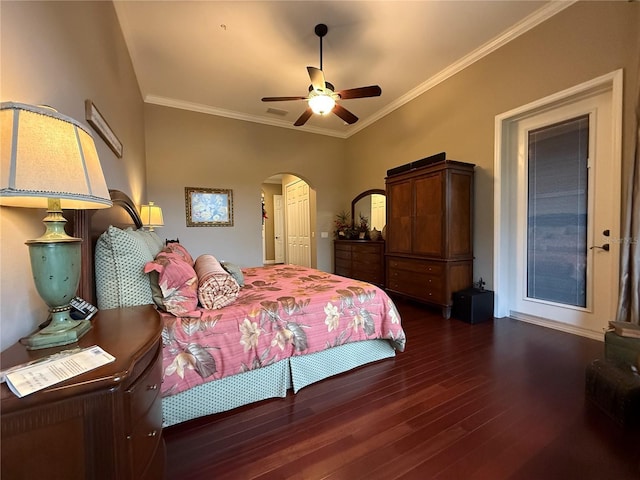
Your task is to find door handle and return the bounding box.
[590,243,610,251]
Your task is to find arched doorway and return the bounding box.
[261,173,317,268]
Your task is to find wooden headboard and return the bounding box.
[68,189,142,305]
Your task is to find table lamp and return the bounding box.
[0,102,112,350]
[140,202,164,231]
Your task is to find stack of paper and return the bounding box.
[2,345,115,398]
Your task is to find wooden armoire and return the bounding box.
[385,159,475,318]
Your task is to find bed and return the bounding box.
[72,190,406,427]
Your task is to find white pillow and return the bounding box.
[95,226,154,309]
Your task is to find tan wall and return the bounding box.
[345,1,640,289]
[0,1,146,349]
[144,105,347,270]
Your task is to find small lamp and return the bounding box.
[140,202,164,231]
[0,102,112,350]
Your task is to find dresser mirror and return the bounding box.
[351,189,386,233]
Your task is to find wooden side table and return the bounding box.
[1,304,165,480]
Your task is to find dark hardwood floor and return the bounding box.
[163,299,640,480]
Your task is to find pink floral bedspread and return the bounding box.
[160,265,406,398]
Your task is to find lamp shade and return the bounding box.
[308,93,336,115]
[140,202,164,229]
[0,102,112,209]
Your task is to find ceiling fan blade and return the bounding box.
[337,85,382,100]
[333,104,358,125]
[307,66,326,93]
[262,96,307,102]
[294,108,313,127]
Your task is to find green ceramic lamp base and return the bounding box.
[22,198,90,350]
[22,316,92,350]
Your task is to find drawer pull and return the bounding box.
[148,430,158,437]
[147,384,158,391]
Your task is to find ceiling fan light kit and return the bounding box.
[261,23,381,127]
[308,92,336,115]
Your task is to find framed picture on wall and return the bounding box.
[185,187,234,227]
[85,100,123,158]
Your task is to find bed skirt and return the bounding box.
[162,339,396,427]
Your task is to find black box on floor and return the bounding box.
[452,288,494,324]
[585,359,640,428]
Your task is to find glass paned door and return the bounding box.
[510,86,619,335]
[527,116,589,307]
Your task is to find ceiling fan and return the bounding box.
[261,23,382,127]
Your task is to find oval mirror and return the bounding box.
[352,189,386,233]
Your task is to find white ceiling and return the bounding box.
[113,0,573,138]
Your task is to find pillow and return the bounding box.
[220,261,245,287]
[194,254,240,309]
[163,242,194,265]
[144,252,199,316]
[147,270,165,311]
[127,228,164,257]
[95,226,154,309]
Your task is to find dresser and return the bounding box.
[334,239,385,287]
[385,159,474,318]
[0,305,165,480]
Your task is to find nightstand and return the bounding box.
[0,304,165,480]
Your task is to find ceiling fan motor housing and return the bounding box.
[315,24,328,38]
[308,82,335,93]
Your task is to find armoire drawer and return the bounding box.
[387,269,445,303]
[387,257,444,276]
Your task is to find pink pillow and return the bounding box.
[162,242,194,265]
[194,254,240,310]
[144,252,199,316]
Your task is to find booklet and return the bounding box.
[3,345,115,398]
[608,321,640,339]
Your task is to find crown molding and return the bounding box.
[144,95,348,139]
[347,0,578,138]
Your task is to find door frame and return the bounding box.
[273,194,285,264]
[493,69,623,339]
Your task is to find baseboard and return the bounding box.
[510,311,605,341]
